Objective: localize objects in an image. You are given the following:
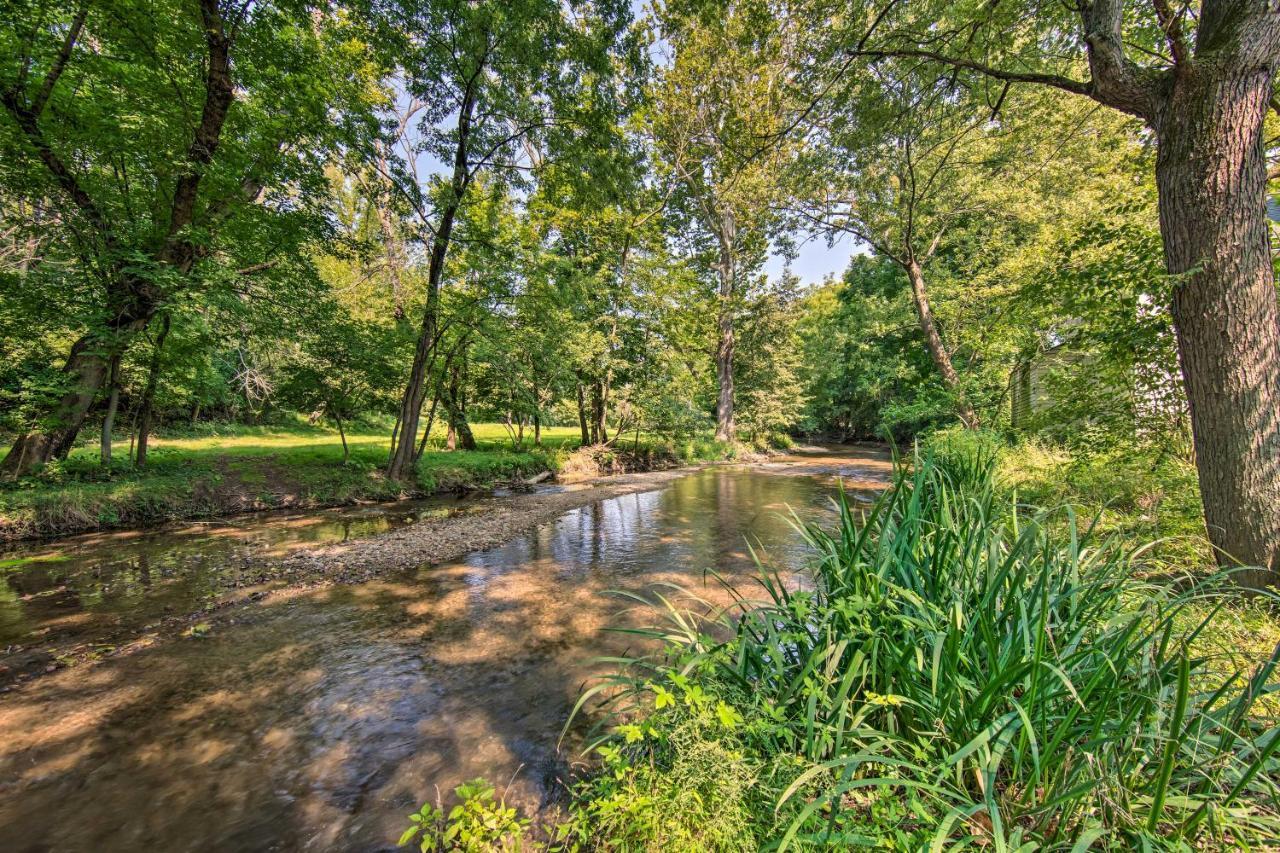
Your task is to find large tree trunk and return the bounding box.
[386,86,477,480]
[905,259,978,429]
[1153,68,1280,585]
[714,219,737,443]
[1,332,115,477]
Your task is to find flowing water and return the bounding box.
[0,447,890,852]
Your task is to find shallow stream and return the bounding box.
[0,447,890,852]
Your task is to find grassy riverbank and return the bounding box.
[0,420,745,540]
[403,436,1280,851]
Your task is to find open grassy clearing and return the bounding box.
[0,419,738,540]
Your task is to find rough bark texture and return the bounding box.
[905,260,977,429]
[1152,66,1280,583]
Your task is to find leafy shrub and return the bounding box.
[399,778,531,852]
[574,451,1280,849]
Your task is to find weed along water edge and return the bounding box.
[0,447,892,852]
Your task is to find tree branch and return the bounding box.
[858,48,1092,99]
[30,3,88,118]
[0,92,114,245]
[1080,0,1161,120]
[1150,0,1190,71]
[164,0,236,250]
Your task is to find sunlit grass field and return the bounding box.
[69,418,582,465]
[0,419,585,538]
[0,417,743,538]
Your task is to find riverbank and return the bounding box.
[1,441,851,687]
[0,422,743,541]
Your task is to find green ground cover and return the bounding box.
[0,418,747,539]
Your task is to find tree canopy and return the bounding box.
[2,0,1277,583]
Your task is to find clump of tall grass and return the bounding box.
[575,450,1280,849]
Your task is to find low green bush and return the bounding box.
[925,427,1212,572]
[399,778,531,852]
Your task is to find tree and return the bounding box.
[799,257,957,439]
[381,0,633,478]
[650,0,794,442]
[837,0,1280,582]
[278,303,399,463]
[789,64,1001,427]
[735,274,807,444]
[0,0,381,475]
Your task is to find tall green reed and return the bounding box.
[579,450,1280,849]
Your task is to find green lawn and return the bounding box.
[0,419,743,539]
[0,419,583,539]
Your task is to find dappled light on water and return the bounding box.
[0,448,887,852]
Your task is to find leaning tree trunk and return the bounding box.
[334,411,349,462]
[905,259,978,429]
[714,220,737,443]
[1153,68,1280,585]
[1,332,116,477]
[386,84,476,480]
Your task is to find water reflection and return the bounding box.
[0,497,475,655]
[0,450,889,853]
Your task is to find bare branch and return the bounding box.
[858,48,1092,99]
